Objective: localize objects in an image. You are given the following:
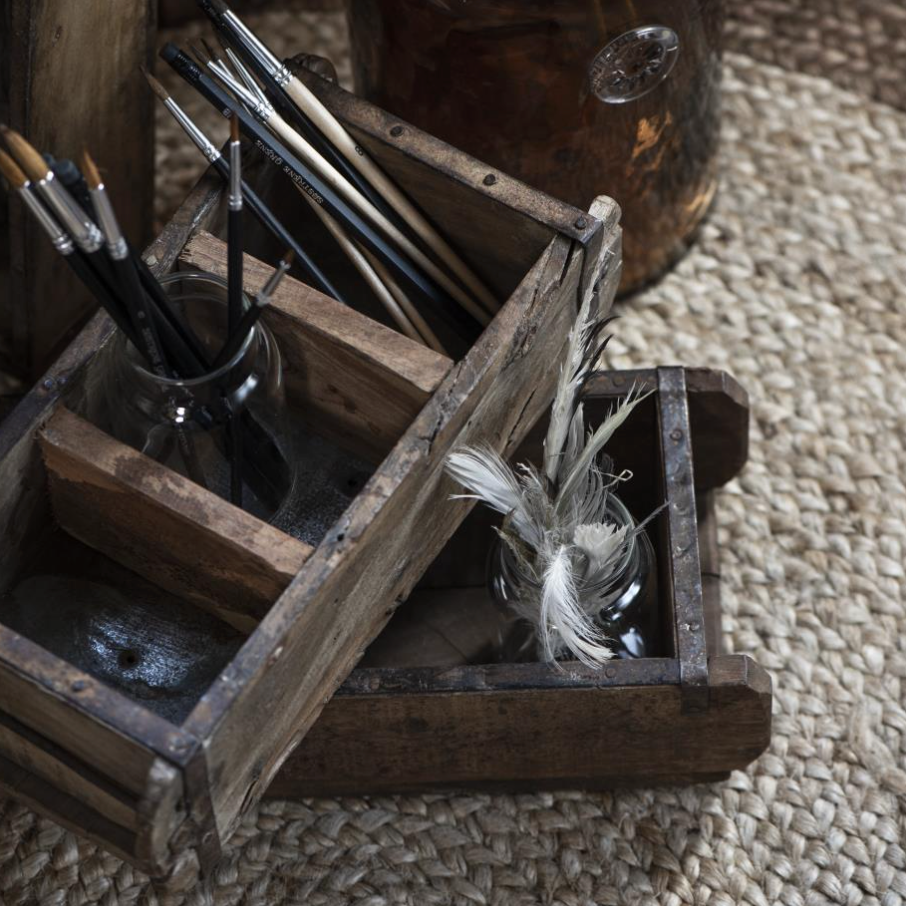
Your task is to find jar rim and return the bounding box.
[124,270,257,388]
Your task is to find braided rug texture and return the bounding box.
[4,9,906,906]
[725,0,906,111]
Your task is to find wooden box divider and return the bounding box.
[39,407,313,632]
[181,231,454,461]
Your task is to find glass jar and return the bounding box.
[488,494,658,661]
[346,0,724,291]
[104,271,299,527]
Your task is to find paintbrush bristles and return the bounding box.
[201,38,221,64]
[0,149,28,189]
[188,43,211,67]
[0,126,50,183]
[80,150,103,189]
[140,67,171,102]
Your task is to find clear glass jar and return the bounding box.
[104,271,299,527]
[488,494,658,661]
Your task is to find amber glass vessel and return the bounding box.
[346,0,725,290]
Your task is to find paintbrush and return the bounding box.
[142,67,343,304]
[183,50,425,344]
[142,63,430,352]
[212,249,294,370]
[0,126,104,256]
[208,32,410,237]
[0,128,159,355]
[52,153,210,377]
[0,148,146,350]
[81,149,173,377]
[226,113,244,506]
[191,42,490,329]
[161,44,480,339]
[196,0,499,317]
[227,113,244,341]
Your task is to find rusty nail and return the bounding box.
[574,216,588,230]
[670,428,683,441]
[389,125,404,137]
[483,173,497,186]
[613,375,625,386]
[604,667,616,679]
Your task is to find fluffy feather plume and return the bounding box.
[574,521,628,580]
[445,250,656,667]
[535,544,613,665]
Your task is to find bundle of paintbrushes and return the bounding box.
[146,0,500,355]
[0,125,295,517]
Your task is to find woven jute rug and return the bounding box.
[4,6,906,905]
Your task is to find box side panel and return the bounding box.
[268,655,771,796]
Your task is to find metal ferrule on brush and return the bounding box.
[35,171,103,253]
[229,140,242,211]
[209,61,274,122]
[89,185,129,260]
[165,98,222,164]
[226,48,269,104]
[19,186,75,255]
[223,11,290,85]
[257,259,290,303]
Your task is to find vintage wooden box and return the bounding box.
[0,67,624,875]
[268,367,772,797]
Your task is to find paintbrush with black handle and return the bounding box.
[0,148,145,350]
[49,154,212,376]
[160,44,481,341]
[81,150,173,377]
[142,67,343,305]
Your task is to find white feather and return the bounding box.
[574,522,629,581]
[444,296,653,667]
[555,386,650,511]
[538,545,613,666]
[542,275,598,485]
[446,446,542,547]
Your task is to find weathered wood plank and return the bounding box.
[0,625,190,793]
[270,654,771,796]
[0,709,140,831]
[0,750,183,876]
[180,231,453,462]
[294,63,588,296]
[39,407,312,629]
[699,489,723,656]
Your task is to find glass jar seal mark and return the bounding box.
[589,25,680,104]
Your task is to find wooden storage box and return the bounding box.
[274,367,772,796]
[0,67,622,876]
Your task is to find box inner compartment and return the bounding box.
[374,392,678,667]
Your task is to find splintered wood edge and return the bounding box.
[181,231,453,396]
[38,407,313,582]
